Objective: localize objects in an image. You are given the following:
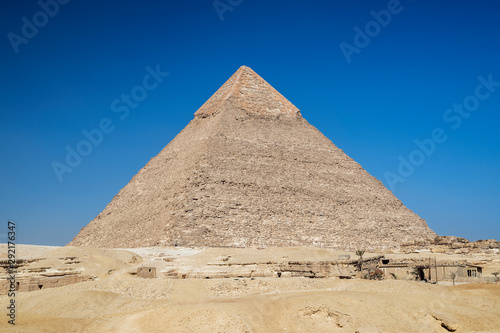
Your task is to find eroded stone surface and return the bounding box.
[194,66,300,119]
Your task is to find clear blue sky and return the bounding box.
[1,0,499,245]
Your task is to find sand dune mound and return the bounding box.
[3,277,499,332]
[1,246,499,332]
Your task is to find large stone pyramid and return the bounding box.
[70,66,436,250]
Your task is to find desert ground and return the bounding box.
[1,244,499,333]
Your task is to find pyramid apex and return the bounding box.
[194,66,301,119]
[235,65,263,78]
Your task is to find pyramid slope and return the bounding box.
[70,66,436,250]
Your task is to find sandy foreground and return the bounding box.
[1,245,499,333]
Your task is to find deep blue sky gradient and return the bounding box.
[1,0,499,245]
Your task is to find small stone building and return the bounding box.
[379,258,483,282]
[137,267,156,278]
[416,263,482,282]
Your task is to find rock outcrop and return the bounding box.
[402,236,500,254]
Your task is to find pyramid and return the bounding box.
[69,66,436,250]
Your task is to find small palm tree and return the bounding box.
[355,250,365,273]
[450,272,457,286]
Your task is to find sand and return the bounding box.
[1,245,499,332]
